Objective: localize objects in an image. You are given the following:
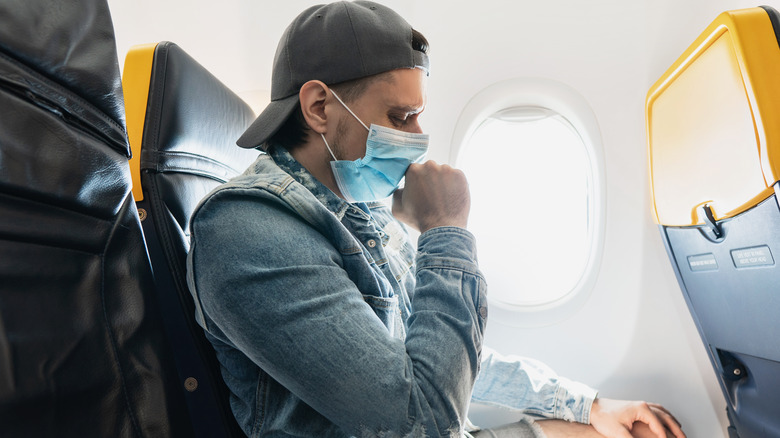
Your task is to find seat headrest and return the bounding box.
[140,42,258,180]
[0,0,127,138]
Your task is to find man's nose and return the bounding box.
[405,120,423,134]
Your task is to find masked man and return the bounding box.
[187,2,685,437]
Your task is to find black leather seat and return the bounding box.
[0,0,187,436]
[123,41,259,438]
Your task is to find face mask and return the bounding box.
[321,91,428,203]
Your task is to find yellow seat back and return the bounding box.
[647,7,780,226]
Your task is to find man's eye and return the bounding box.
[390,116,406,126]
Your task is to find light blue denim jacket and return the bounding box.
[186,148,596,437]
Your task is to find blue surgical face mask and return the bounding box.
[321,90,428,203]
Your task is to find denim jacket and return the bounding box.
[186,148,596,437]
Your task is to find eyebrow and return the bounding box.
[389,104,424,115]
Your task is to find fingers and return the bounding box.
[649,405,686,438]
[635,402,686,438]
[391,160,470,232]
[631,422,676,438]
[391,188,406,223]
[648,403,681,427]
[591,399,648,438]
[590,398,685,438]
[633,402,669,438]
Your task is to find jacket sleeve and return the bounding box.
[470,346,598,423]
[187,187,487,437]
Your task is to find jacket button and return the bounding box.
[367,239,376,248]
[479,307,488,319]
[184,377,198,392]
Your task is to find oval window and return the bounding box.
[457,106,593,307]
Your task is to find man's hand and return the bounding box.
[392,161,470,233]
[590,398,686,438]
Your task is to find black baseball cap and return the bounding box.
[236,0,430,149]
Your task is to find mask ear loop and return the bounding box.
[321,133,338,161]
[330,90,370,131]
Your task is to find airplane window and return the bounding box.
[458,106,594,307]
[452,78,604,326]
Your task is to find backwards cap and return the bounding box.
[236,0,429,149]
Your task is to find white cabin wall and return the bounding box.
[107,1,780,436]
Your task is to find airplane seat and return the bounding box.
[123,41,259,438]
[0,0,190,436]
[646,6,780,438]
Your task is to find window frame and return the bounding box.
[450,78,606,327]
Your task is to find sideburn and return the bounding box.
[329,115,352,160]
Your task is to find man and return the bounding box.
[186,2,686,437]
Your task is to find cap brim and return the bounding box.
[236,93,299,149]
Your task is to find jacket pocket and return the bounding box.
[362,294,400,336]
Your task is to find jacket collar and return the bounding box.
[267,147,367,221]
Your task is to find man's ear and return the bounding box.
[299,80,329,134]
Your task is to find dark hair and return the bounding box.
[267,28,429,151]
